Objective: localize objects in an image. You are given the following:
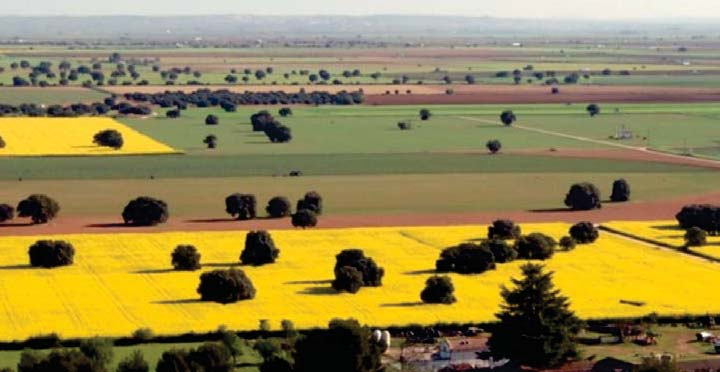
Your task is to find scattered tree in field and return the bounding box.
[218,327,246,366]
[564,182,602,210]
[514,233,557,260]
[278,107,293,117]
[465,75,476,84]
[251,110,275,131]
[397,122,412,130]
[266,196,291,218]
[171,245,201,271]
[676,204,720,234]
[197,269,256,303]
[436,243,496,274]
[203,134,217,149]
[79,338,114,369]
[559,236,576,251]
[488,219,521,240]
[293,318,383,372]
[569,222,599,244]
[484,239,517,263]
[296,191,323,214]
[610,178,630,202]
[122,197,168,226]
[500,110,516,126]
[29,240,75,268]
[292,209,317,229]
[93,129,124,149]
[116,350,149,372]
[420,275,457,304]
[17,194,60,224]
[332,266,364,294]
[489,264,581,368]
[0,203,14,223]
[419,108,431,121]
[241,230,280,266]
[156,343,231,372]
[225,193,256,220]
[264,121,292,143]
[166,109,180,119]
[332,249,384,292]
[486,139,502,154]
[0,135,5,148]
[685,227,708,247]
[586,104,600,117]
[205,114,219,125]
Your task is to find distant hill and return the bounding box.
[0,15,717,40]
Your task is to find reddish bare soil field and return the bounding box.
[2,191,717,237]
[365,85,720,104]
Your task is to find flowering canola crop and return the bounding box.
[0,223,718,341]
[604,220,720,258]
[0,117,180,156]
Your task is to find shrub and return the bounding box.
[225,193,256,220]
[79,338,114,368]
[29,240,75,268]
[278,107,293,117]
[241,231,280,266]
[486,139,502,154]
[171,245,201,271]
[334,249,384,287]
[419,108,431,120]
[610,179,630,202]
[586,103,600,117]
[122,196,168,226]
[435,243,496,274]
[564,182,602,210]
[488,219,521,240]
[569,222,599,244]
[332,266,364,293]
[0,203,14,223]
[266,196,291,218]
[117,350,149,372]
[484,239,517,263]
[559,236,576,250]
[203,134,217,149]
[500,110,516,126]
[296,191,323,214]
[420,276,457,304]
[166,109,180,118]
[93,129,124,149]
[197,269,256,303]
[205,114,219,125]
[515,233,556,260]
[685,227,708,247]
[397,122,412,130]
[292,209,317,228]
[131,328,154,341]
[17,194,60,224]
[675,204,720,234]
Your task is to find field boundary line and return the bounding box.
[598,225,720,264]
[456,116,720,168]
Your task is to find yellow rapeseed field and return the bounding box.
[0,117,180,156]
[0,223,719,341]
[605,220,720,258]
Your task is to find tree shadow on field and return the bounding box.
[0,222,35,228]
[153,299,204,305]
[203,262,242,268]
[133,268,176,274]
[85,222,132,228]
[185,218,238,224]
[285,279,332,285]
[297,286,338,295]
[0,264,32,271]
[381,301,424,308]
[528,207,574,213]
[403,269,436,275]
[652,224,682,231]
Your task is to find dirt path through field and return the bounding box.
[457,116,720,169]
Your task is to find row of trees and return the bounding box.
[0,194,60,224]
[225,192,321,228]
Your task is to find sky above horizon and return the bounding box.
[1,0,718,19]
